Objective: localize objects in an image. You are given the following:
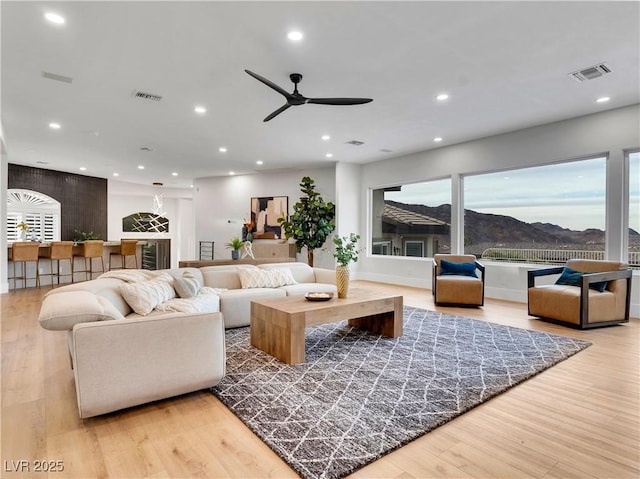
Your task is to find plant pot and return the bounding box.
[231,250,240,260]
[336,264,350,298]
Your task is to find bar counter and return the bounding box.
[7,240,145,289]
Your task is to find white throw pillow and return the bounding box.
[238,267,298,289]
[119,276,176,316]
[38,291,125,331]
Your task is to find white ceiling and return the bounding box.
[2,1,639,189]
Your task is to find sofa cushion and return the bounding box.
[119,274,176,316]
[39,291,125,330]
[201,265,251,290]
[238,267,297,289]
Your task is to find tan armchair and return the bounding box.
[527,259,632,329]
[432,254,485,307]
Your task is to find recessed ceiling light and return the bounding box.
[49,122,61,129]
[171,172,178,176]
[434,137,443,142]
[229,171,235,175]
[436,93,449,101]
[321,135,331,141]
[138,165,145,170]
[190,184,194,188]
[219,147,227,153]
[194,106,206,114]
[325,153,333,158]
[287,31,303,41]
[79,167,87,171]
[256,160,263,165]
[113,173,120,177]
[596,96,611,103]
[45,12,65,24]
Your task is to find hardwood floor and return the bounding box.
[2,281,638,478]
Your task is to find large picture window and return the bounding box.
[463,157,606,264]
[371,178,451,258]
[629,151,639,268]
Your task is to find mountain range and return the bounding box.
[387,200,640,248]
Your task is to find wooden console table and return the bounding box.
[178,257,295,267]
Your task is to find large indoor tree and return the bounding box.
[278,176,335,266]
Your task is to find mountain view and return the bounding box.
[386,200,640,257]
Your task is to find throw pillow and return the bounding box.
[554,267,609,292]
[119,276,176,315]
[440,259,478,278]
[38,291,125,331]
[238,267,298,289]
[174,271,200,298]
[555,267,583,287]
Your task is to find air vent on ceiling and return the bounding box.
[133,90,163,102]
[42,71,73,83]
[379,148,393,153]
[345,140,365,146]
[569,63,611,82]
[152,182,163,187]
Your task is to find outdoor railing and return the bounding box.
[481,248,640,269]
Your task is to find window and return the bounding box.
[463,157,606,264]
[371,178,451,258]
[404,241,424,257]
[7,189,61,242]
[372,241,391,255]
[629,151,639,268]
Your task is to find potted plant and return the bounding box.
[278,176,335,266]
[329,233,361,298]
[16,221,30,241]
[225,236,244,260]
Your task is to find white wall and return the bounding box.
[335,162,363,271]
[194,167,336,269]
[358,105,640,315]
[107,180,194,268]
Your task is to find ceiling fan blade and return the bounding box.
[245,70,293,99]
[263,104,291,122]
[307,97,373,105]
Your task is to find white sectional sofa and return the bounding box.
[37,262,336,418]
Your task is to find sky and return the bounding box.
[384,155,640,232]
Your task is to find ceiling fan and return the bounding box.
[245,69,373,122]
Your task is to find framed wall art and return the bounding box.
[250,196,288,239]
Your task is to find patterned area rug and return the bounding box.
[211,306,590,479]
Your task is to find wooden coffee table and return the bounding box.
[250,288,403,364]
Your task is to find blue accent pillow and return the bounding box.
[555,267,583,287]
[440,259,478,278]
[554,267,608,292]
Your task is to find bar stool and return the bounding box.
[10,242,41,290]
[41,241,74,287]
[73,240,105,281]
[109,239,139,270]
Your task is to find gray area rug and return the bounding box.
[211,306,590,479]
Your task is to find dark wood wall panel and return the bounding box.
[8,164,107,241]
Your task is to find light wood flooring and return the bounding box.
[1,281,638,478]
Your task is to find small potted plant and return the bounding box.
[225,236,244,260]
[16,221,30,241]
[330,233,361,298]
